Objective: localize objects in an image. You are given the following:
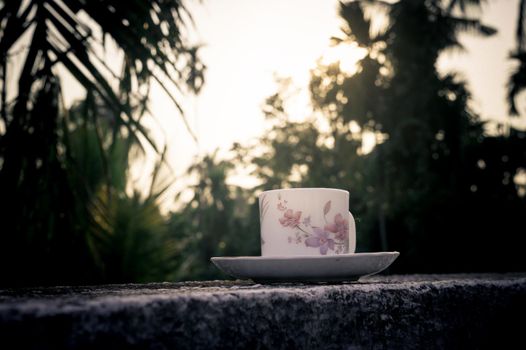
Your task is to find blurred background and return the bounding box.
[1,0,525,286]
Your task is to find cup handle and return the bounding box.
[348,211,356,253]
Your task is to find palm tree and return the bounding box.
[323,0,526,273]
[0,0,204,285]
[0,0,203,146]
[65,95,179,283]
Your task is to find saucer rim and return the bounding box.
[210,251,400,282]
[211,251,399,261]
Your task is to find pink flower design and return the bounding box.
[279,209,302,227]
[305,227,335,255]
[325,213,348,241]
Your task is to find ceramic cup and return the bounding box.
[259,188,356,256]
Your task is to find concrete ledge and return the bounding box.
[1,274,525,349]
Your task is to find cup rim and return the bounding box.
[260,187,348,195]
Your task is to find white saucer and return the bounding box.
[211,252,399,283]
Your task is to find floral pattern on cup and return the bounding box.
[277,197,349,255]
[305,227,335,255]
[279,209,301,227]
[325,213,348,241]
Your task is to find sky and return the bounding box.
[142,0,524,183]
[146,0,348,178]
[436,0,524,131]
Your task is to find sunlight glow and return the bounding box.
[349,120,361,134]
[514,168,526,197]
[361,131,377,155]
[320,42,368,75]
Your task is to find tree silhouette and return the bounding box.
[238,0,526,273]
[0,0,203,285]
[169,151,260,280]
[167,0,526,277]
[508,0,526,115]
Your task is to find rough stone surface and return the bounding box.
[0,274,525,349]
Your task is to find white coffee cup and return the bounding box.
[259,188,356,256]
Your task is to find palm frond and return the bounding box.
[447,16,496,37]
[446,0,487,14]
[339,1,372,46]
[2,0,203,151]
[508,51,526,115]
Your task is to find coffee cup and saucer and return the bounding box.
[211,188,399,282]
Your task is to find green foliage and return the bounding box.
[66,96,178,283]
[0,77,98,285]
[90,187,177,283]
[0,0,201,286]
[169,152,260,280]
